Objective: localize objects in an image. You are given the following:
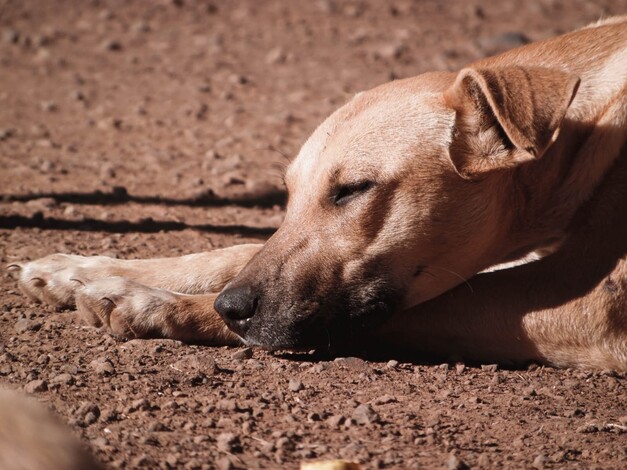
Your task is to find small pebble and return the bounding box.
[288,379,303,392]
[40,101,58,112]
[447,453,468,470]
[216,456,234,470]
[532,453,547,469]
[217,432,241,453]
[14,319,42,334]
[326,415,345,428]
[477,454,490,467]
[232,347,253,360]
[131,398,151,411]
[101,39,122,51]
[90,357,116,376]
[265,47,286,64]
[24,380,48,393]
[334,357,368,371]
[352,404,379,425]
[2,28,19,44]
[372,395,397,405]
[148,422,169,432]
[51,373,75,385]
[576,423,599,433]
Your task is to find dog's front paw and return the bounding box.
[75,277,177,339]
[7,254,97,309]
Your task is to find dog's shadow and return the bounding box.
[0,187,286,237]
[1,186,287,208]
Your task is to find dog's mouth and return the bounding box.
[238,284,401,352]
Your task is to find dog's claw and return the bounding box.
[29,277,47,288]
[6,263,22,275]
[75,277,171,339]
[10,255,93,308]
[70,278,86,287]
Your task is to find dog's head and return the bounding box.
[215,66,579,349]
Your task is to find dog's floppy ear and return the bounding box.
[444,66,580,179]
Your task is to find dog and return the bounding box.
[8,17,627,370]
[0,389,103,470]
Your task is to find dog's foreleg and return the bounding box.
[7,244,263,308]
[74,277,241,344]
[376,248,626,370]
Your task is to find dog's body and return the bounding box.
[9,18,627,369]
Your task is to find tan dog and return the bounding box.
[8,17,627,370]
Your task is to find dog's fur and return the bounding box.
[0,389,103,470]
[8,17,627,370]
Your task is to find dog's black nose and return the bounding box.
[214,285,258,332]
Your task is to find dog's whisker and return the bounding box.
[425,265,474,294]
[324,326,332,354]
[267,145,292,163]
[268,161,288,174]
[419,268,436,279]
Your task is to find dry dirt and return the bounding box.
[1,1,626,469]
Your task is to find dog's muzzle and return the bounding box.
[214,284,259,337]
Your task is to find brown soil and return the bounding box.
[1,1,626,469]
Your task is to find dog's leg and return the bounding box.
[376,256,626,370]
[74,278,241,344]
[7,244,262,308]
[376,196,626,370]
[6,244,261,344]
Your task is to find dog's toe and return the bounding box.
[76,287,115,329]
[6,262,23,275]
[10,255,92,309]
[75,277,173,339]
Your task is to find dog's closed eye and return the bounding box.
[332,181,374,206]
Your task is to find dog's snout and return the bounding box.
[214,284,258,333]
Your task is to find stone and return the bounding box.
[265,47,286,64]
[447,453,468,470]
[352,404,379,425]
[216,457,234,470]
[288,379,303,392]
[217,432,241,453]
[90,357,116,376]
[24,380,48,393]
[101,39,122,51]
[334,357,368,371]
[231,347,253,360]
[532,454,547,469]
[372,395,397,405]
[15,319,42,333]
[130,398,151,411]
[51,373,75,385]
[326,415,345,428]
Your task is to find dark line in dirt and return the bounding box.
[1,187,287,209]
[0,214,276,237]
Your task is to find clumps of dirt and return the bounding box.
[0,300,625,468]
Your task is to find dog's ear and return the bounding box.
[444,66,580,179]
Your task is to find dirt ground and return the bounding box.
[1,1,626,469]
